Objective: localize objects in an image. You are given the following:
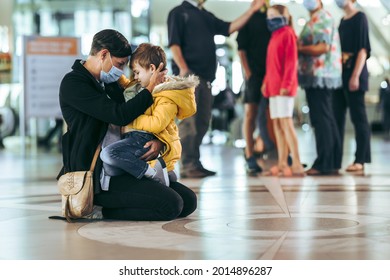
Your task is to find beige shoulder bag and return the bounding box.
[57,144,101,222]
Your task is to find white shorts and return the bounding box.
[269,96,295,119]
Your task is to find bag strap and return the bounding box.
[64,197,73,223]
[89,143,102,172]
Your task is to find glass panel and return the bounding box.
[11,0,151,80]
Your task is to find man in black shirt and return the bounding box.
[168,0,265,178]
[236,3,272,175]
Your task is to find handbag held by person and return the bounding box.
[57,144,101,222]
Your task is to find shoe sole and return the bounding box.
[246,168,262,176]
[246,165,263,173]
[246,171,259,177]
[345,168,364,172]
[180,173,209,179]
[180,169,214,179]
[200,170,216,176]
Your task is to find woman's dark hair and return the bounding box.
[90,29,132,58]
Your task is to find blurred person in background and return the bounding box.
[333,0,371,173]
[298,0,342,176]
[236,0,274,175]
[378,77,390,140]
[262,4,305,177]
[167,0,265,178]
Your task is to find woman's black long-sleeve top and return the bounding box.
[58,59,153,193]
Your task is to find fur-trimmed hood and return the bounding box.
[152,75,198,120]
[152,75,199,94]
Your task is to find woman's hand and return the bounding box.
[180,69,193,77]
[139,139,164,161]
[146,63,168,93]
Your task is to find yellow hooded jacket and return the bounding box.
[118,75,198,171]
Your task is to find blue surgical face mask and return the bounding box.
[266,16,288,33]
[100,54,123,84]
[335,0,347,9]
[303,0,319,11]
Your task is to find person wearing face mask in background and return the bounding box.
[332,0,371,173]
[236,0,274,175]
[298,0,342,176]
[167,0,265,178]
[57,29,197,221]
[261,4,305,177]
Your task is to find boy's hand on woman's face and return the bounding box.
[146,63,167,92]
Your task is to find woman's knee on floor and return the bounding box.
[178,190,197,218]
[156,193,184,220]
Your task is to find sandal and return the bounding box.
[305,168,322,176]
[345,163,364,172]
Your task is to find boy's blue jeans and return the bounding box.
[100,131,156,179]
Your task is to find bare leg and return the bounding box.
[279,117,304,174]
[272,118,289,170]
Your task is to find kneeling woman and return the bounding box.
[58,29,197,220]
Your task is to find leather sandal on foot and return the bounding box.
[305,168,322,176]
[345,163,364,172]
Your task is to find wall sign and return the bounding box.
[24,36,80,118]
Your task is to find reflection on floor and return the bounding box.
[0,132,390,260]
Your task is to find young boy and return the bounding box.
[100,43,198,187]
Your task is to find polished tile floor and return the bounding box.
[0,131,390,260]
